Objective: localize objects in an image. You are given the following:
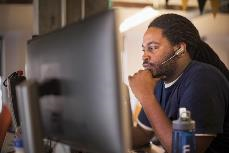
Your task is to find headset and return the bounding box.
[161,47,185,65]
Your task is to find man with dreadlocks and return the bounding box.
[129,14,229,153]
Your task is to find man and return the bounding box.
[128,14,229,153]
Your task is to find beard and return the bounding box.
[143,61,166,78]
[143,54,177,79]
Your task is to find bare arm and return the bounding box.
[138,94,173,152]
[196,136,214,153]
[129,70,173,152]
[131,124,154,149]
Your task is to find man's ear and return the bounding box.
[173,42,186,56]
[179,42,187,52]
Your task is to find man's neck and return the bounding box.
[164,73,182,88]
[163,58,191,84]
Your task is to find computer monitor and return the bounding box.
[21,10,131,153]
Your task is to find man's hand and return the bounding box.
[129,70,173,153]
[128,70,159,102]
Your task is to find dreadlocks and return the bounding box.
[148,13,229,81]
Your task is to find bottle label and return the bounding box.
[183,145,190,153]
[172,130,196,153]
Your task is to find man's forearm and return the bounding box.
[140,95,173,153]
[131,124,154,149]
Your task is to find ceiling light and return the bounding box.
[119,6,159,32]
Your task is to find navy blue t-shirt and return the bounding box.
[138,61,229,153]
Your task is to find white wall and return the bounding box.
[0,4,33,103]
[192,13,229,67]
[2,32,32,75]
[0,4,33,77]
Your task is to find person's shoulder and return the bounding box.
[186,61,226,78]
[189,60,220,73]
[182,60,229,86]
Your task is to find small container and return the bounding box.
[14,137,25,153]
[172,108,196,153]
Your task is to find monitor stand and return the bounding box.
[16,80,45,153]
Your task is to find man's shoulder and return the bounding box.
[187,60,221,74]
[179,61,229,93]
[183,61,227,82]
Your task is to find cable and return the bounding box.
[3,72,17,87]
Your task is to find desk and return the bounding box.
[127,144,165,153]
[140,144,165,153]
[70,143,165,153]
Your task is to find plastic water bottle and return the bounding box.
[14,137,25,153]
[172,108,196,153]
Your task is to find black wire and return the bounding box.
[3,72,17,87]
[48,139,53,153]
[44,138,58,153]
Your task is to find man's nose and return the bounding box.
[142,51,150,61]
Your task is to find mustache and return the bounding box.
[143,60,148,65]
[142,60,155,69]
[143,60,153,66]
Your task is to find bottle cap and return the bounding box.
[14,138,23,148]
[173,108,195,131]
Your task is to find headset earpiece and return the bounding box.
[175,47,184,56]
[161,47,185,65]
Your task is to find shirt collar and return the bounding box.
[164,73,183,88]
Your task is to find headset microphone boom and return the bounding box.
[161,47,184,65]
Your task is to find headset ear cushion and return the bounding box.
[176,47,184,55]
